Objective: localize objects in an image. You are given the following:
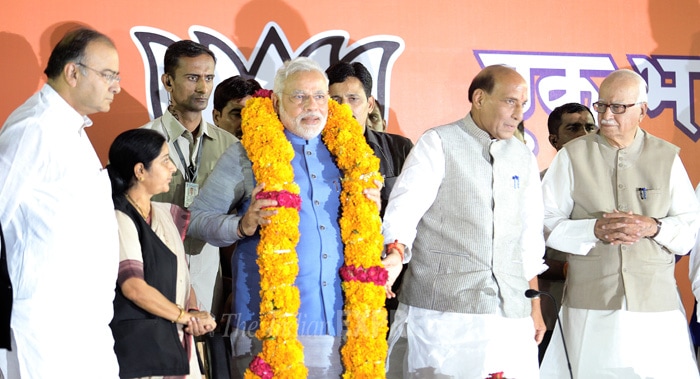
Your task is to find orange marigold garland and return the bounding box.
[241,94,306,379]
[323,100,388,378]
[241,91,388,378]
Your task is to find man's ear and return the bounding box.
[212,109,221,126]
[367,96,376,114]
[64,62,79,87]
[548,134,558,149]
[162,74,172,91]
[639,103,647,121]
[472,89,485,109]
[272,93,280,113]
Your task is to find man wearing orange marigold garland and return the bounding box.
[188,57,382,378]
[381,65,547,378]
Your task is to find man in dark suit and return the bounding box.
[325,61,414,321]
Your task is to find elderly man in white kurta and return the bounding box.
[540,69,700,378]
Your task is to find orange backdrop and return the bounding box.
[2,0,699,316]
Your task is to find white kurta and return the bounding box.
[0,84,120,378]
[689,184,700,317]
[688,183,700,366]
[540,148,700,379]
[383,128,546,379]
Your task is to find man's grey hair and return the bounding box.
[273,57,328,95]
[607,69,649,103]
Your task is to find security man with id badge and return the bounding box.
[141,40,236,316]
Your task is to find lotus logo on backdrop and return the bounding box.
[130,22,405,127]
[130,24,700,143]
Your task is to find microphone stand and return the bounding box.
[525,289,573,379]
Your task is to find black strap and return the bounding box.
[0,223,13,350]
[161,119,204,182]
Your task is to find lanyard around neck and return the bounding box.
[161,118,204,183]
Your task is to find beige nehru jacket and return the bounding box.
[563,129,679,312]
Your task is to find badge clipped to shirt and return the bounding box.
[184,181,199,209]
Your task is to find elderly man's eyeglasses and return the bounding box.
[592,102,642,114]
[76,62,121,84]
[284,92,328,106]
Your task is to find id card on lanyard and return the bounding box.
[184,182,198,209]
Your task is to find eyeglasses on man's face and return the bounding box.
[284,92,329,106]
[592,102,643,114]
[76,62,121,84]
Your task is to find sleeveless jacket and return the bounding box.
[563,129,679,312]
[110,196,189,378]
[399,115,534,318]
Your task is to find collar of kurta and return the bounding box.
[42,83,93,135]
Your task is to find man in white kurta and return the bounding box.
[540,69,700,378]
[382,65,546,379]
[0,29,122,378]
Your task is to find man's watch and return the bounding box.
[650,217,662,239]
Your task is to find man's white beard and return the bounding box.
[278,102,327,140]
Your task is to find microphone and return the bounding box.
[525,289,574,379]
[524,289,540,299]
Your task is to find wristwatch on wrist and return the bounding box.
[650,217,662,239]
